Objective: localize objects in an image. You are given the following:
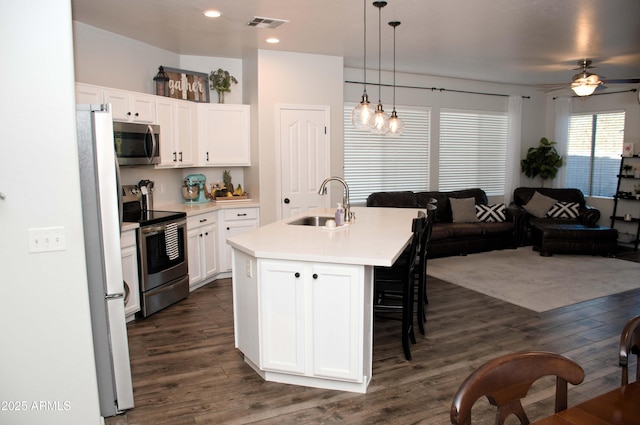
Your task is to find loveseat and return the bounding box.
[366,188,519,258]
[510,187,601,244]
[510,187,617,256]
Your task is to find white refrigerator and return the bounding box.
[76,104,134,416]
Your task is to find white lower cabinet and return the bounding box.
[120,229,140,321]
[187,212,218,290]
[219,207,259,272]
[258,259,364,382]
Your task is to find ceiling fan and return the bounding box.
[545,59,640,97]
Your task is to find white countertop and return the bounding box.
[121,222,139,232]
[155,199,260,216]
[227,207,421,267]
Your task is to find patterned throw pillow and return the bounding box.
[546,202,580,219]
[475,203,506,222]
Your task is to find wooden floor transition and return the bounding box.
[107,255,640,425]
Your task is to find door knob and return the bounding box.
[284,198,290,204]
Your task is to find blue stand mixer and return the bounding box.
[183,174,209,204]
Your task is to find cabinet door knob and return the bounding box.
[284,198,290,204]
[312,274,318,279]
[135,112,139,117]
[294,272,300,278]
[127,112,132,116]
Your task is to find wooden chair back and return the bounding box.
[450,351,584,425]
[619,315,640,385]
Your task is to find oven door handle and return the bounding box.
[141,225,166,235]
[141,221,184,235]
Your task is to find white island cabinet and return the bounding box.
[228,207,418,393]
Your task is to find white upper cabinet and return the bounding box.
[198,104,250,166]
[104,88,156,123]
[155,97,196,168]
[75,83,104,104]
[74,83,251,168]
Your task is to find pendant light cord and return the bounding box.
[392,23,396,109]
[377,2,382,104]
[363,0,367,94]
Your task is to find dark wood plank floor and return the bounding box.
[107,263,640,425]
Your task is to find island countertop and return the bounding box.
[227,207,420,267]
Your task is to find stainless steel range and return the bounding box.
[122,183,189,317]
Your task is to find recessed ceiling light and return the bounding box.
[204,10,222,18]
[266,38,280,44]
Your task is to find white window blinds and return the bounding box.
[439,109,508,196]
[343,105,430,204]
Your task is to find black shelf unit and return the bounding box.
[610,155,640,250]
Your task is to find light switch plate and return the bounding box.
[28,226,66,253]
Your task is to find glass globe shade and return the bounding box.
[388,110,404,136]
[351,92,375,130]
[371,103,390,135]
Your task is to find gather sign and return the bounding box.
[162,67,210,103]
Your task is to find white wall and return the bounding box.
[73,21,244,102]
[73,21,178,94]
[253,50,344,224]
[1,1,101,424]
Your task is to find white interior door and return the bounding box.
[279,106,330,219]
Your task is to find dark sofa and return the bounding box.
[366,188,519,258]
[510,187,601,245]
[509,187,617,256]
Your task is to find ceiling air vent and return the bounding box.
[247,16,289,29]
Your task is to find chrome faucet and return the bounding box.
[318,176,353,222]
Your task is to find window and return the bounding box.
[343,105,430,204]
[439,110,508,196]
[566,111,625,197]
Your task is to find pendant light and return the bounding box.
[387,21,404,135]
[351,0,375,130]
[371,1,390,135]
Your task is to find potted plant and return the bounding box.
[623,164,633,177]
[521,137,564,186]
[209,68,238,103]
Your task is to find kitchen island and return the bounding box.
[227,207,420,393]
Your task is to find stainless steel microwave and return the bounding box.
[113,122,160,166]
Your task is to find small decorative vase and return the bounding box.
[217,91,225,104]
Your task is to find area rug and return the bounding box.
[427,248,640,312]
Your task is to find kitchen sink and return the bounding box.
[287,216,333,226]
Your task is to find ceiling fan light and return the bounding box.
[571,81,599,96]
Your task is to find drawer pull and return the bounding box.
[237,213,247,217]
